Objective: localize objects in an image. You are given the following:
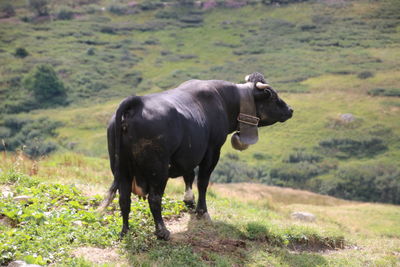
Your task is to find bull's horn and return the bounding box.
[245,75,250,82]
[256,82,270,89]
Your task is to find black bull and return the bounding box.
[102,78,293,240]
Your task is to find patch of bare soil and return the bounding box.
[166,212,247,263]
[71,247,128,266]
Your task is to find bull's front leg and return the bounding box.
[183,170,195,209]
[196,149,220,221]
[148,182,170,240]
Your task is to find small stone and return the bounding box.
[13,195,31,202]
[2,191,14,198]
[7,260,42,267]
[291,211,316,222]
[7,260,26,267]
[340,113,355,123]
[73,220,83,227]
[0,215,14,227]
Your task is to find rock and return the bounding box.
[340,113,355,123]
[291,211,316,222]
[2,191,14,198]
[0,215,15,227]
[13,195,32,202]
[7,260,42,267]
[72,220,83,227]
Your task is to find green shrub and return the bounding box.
[263,0,310,5]
[137,1,163,11]
[86,47,95,55]
[155,10,178,19]
[357,71,374,79]
[318,137,387,158]
[83,4,102,14]
[107,4,126,15]
[312,15,333,25]
[253,152,268,160]
[56,7,74,20]
[0,117,62,158]
[1,3,15,17]
[368,88,400,97]
[122,71,143,87]
[100,26,115,34]
[212,154,268,183]
[177,0,196,6]
[7,76,22,87]
[28,0,49,16]
[328,164,400,204]
[284,150,322,163]
[0,127,11,138]
[14,48,29,58]
[23,64,67,106]
[179,15,203,24]
[20,16,32,23]
[270,162,329,188]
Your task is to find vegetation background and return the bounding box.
[0,0,399,266]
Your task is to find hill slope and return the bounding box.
[1,1,400,202]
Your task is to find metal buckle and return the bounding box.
[237,113,260,126]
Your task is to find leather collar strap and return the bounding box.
[237,86,259,145]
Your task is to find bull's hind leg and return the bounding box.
[196,149,220,220]
[118,170,132,238]
[148,178,169,240]
[141,162,170,240]
[183,170,195,209]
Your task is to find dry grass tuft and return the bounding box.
[212,183,349,206]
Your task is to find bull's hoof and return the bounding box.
[155,228,170,241]
[196,211,212,222]
[183,190,195,210]
[119,228,129,239]
[183,199,196,210]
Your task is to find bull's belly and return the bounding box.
[168,145,206,178]
[168,164,195,178]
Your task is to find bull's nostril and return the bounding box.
[289,108,293,114]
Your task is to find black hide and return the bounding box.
[105,78,293,240]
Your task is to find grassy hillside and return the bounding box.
[0,1,400,198]
[1,155,399,266]
[1,1,399,266]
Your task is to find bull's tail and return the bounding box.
[98,95,140,212]
[98,180,118,212]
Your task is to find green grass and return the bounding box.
[1,155,400,266]
[0,170,185,266]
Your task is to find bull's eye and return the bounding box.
[276,99,285,107]
[269,93,278,101]
[263,89,272,98]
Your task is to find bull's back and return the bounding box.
[134,81,229,170]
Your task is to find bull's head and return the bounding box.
[250,76,293,126]
[231,72,293,151]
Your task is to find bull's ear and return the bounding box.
[254,88,272,100]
